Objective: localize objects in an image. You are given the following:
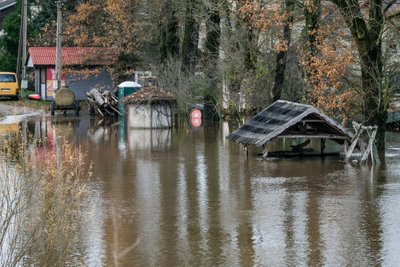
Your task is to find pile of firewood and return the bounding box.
[86,88,122,116]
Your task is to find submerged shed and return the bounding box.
[227,100,353,157]
[123,87,176,129]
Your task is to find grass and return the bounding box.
[0,136,91,266]
[0,89,50,112]
[4,98,51,111]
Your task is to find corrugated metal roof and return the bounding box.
[27,47,115,66]
[0,0,16,10]
[227,100,353,146]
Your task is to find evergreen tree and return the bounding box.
[0,1,21,72]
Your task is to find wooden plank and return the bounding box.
[372,142,381,165]
[278,134,349,139]
[360,127,377,163]
[345,123,363,162]
[302,119,325,123]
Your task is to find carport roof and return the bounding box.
[226,100,353,146]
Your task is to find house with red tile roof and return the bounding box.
[27,47,115,100]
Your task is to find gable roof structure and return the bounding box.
[227,100,353,147]
[27,47,115,67]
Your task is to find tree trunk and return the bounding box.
[305,0,321,56]
[303,0,321,93]
[271,0,294,102]
[243,29,257,72]
[181,0,199,73]
[360,50,387,152]
[332,0,387,152]
[159,0,179,63]
[203,1,221,121]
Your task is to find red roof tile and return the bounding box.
[28,47,115,66]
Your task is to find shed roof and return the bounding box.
[227,100,353,146]
[27,47,115,67]
[123,87,176,104]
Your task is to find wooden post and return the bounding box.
[360,126,378,164]
[371,141,381,165]
[345,129,362,162]
[261,143,269,159]
[320,138,326,156]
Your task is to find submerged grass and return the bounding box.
[5,99,51,111]
[0,133,92,266]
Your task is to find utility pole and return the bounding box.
[20,0,28,98]
[16,3,22,77]
[54,0,62,92]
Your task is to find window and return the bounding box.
[0,74,16,83]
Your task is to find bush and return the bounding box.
[0,135,91,266]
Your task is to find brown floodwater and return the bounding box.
[18,114,400,266]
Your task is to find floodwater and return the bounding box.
[7,114,400,266]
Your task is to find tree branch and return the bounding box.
[387,10,400,20]
[383,0,398,13]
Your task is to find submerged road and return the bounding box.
[0,102,45,124]
[0,102,42,116]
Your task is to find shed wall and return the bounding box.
[127,103,172,129]
[128,104,152,128]
[151,104,172,128]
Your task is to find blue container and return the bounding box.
[117,81,142,99]
[117,81,142,115]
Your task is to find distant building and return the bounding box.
[27,47,115,100]
[0,0,16,30]
[124,87,176,129]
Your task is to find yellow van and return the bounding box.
[0,72,19,100]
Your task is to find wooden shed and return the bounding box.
[123,87,176,129]
[227,100,353,158]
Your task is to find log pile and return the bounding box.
[86,88,122,117]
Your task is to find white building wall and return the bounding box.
[151,104,172,128]
[127,104,152,128]
[127,103,172,129]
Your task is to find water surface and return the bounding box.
[21,114,400,266]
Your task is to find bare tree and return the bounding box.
[330,0,387,152]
